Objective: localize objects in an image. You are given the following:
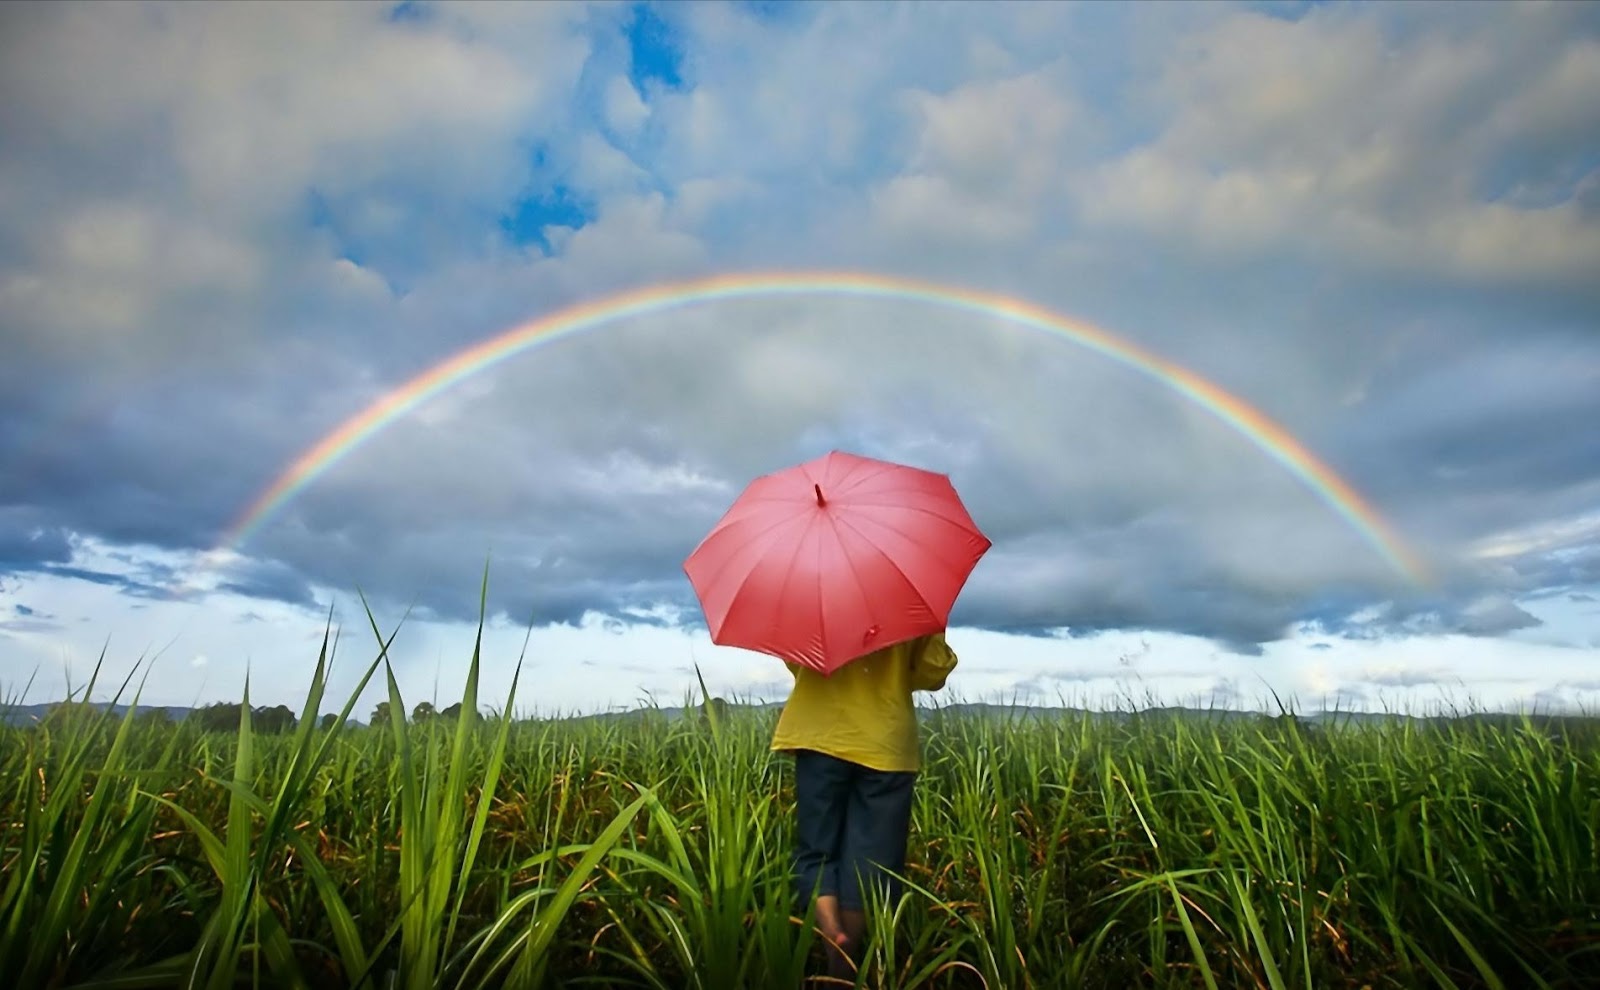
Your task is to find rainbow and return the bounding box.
[199,271,1430,587]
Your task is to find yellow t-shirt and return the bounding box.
[769,632,958,772]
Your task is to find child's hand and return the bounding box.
[910,633,958,691]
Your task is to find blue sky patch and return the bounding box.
[1245,0,1336,21]
[499,185,592,253]
[734,0,814,25]
[386,0,431,25]
[304,189,370,268]
[626,3,684,92]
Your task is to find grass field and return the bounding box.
[4,622,1599,989]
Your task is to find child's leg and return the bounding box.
[792,751,852,948]
[839,767,917,967]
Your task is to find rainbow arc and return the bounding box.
[190,272,1430,591]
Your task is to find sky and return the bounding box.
[2,0,1598,720]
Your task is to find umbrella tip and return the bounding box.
[814,483,825,507]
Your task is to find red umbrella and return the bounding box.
[683,450,991,675]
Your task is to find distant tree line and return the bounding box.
[133,700,490,734]
[369,701,466,725]
[186,703,300,734]
[179,700,477,733]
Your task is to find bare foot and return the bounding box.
[833,907,865,981]
[812,895,855,980]
[814,896,843,941]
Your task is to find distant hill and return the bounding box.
[2,699,1593,731]
[0,702,337,729]
[1,703,200,727]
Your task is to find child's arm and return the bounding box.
[909,633,958,692]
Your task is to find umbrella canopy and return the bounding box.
[683,450,991,675]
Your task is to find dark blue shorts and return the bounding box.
[791,749,917,912]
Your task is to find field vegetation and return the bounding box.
[4,612,1598,989]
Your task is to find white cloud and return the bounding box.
[323,257,394,305]
[570,133,653,199]
[574,452,732,498]
[6,557,1595,717]
[900,68,1078,200]
[1076,7,1600,282]
[6,4,583,214]
[664,176,764,229]
[1471,511,1600,561]
[0,198,267,362]
[0,0,595,372]
[870,173,1037,247]
[548,192,709,282]
[604,76,650,137]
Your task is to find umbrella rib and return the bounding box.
[823,456,880,497]
[824,509,890,648]
[838,506,987,572]
[691,512,811,598]
[811,513,827,668]
[832,513,934,622]
[840,499,982,532]
[715,513,817,657]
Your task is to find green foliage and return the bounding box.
[371,700,396,728]
[188,701,299,735]
[3,638,1598,988]
[190,702,244,733]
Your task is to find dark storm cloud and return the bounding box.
[1322,595,1544,642]
[31,565,165,599]
[9,249,1599,652]
[1330,336,1600,520]
[1501,542,1600,595]
[0,515,73,570]
[1457,599,1544,637]
[953,562,1293,654]
[215,560,318,609]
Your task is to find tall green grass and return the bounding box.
[3,624,1597,988]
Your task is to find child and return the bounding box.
[770,632,959,979]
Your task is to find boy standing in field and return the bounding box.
[770,631,959,980]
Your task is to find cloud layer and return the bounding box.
[2,1,1597,674]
